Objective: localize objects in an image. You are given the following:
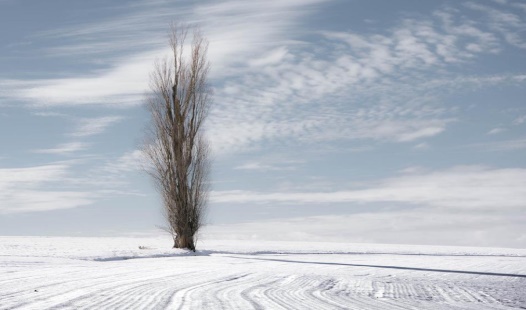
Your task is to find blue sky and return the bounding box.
[0,0,525,248]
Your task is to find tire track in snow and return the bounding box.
[2,253,525,309]
[289,277,348,309]
[167,272,256,309]
[239,277,284,309]
[67,275,178,310]
[2,263,197,310]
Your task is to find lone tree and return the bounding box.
[144,24,211,251]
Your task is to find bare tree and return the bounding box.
[143,24,211,251]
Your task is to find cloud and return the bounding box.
[413,142,430,150]
[0,0,333,108]
[102,150,145,173]
[0,164,68,184]
[11,54,153,107]
[204,2,526,153]
[211,166,526,210]
[32,142,88,155]
[487,127,506,135]
[54,150,151,195]
[33,1,189,57]
[513,114,526,125]
[512,2,526,13]
[32,111,69,118]
[71,116,124,137]
[31,112,124,142]
[235,162,281,171]
[0,164,94,214]
[469,138,526,151]
[1,0,525,155]
[249,47,289,67]
[1,190,94,214]
[0,154,146,214]
[208,73,524,154]
[464,2,526,49]
[234,159,302,171]
[203,209,526,248]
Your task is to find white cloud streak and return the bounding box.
[413,142,430,150]
[469,138,526,151]
[12,54,154,107]
[0,152,147,214]
[487,127,506,135]
[0,0,332,108]
[513,114,526,125]
[71,116,124,137]
[234,159,302,171]
[33,142,88,155]
[0,164,94,214]
[211,166,526,210]
[204,210,526,248]
[101,150,145,174]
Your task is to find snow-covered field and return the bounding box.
[1,237,525,309]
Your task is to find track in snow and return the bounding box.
[1,238,525,309]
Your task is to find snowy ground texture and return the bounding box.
[1,237,525,309]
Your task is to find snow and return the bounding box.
[1,236,525,309]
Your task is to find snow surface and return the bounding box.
[1,236,525,309]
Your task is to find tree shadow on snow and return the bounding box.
[225,256,526,279]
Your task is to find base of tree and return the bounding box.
[173,235,196,252]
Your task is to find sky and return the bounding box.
[0,0,525,248]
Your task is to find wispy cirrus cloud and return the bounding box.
[101,149,144,174]
[32,142,88,155]
[1,0,332,108]
[32,111,69,118]
[413,142,430,150]
[0,150,149,214]
[487,127,506,135]
[469,138,526,152]
[514,114,526,125]
[71,116,124,137]
[464,1,526,49]
[235,159,303,171]
[31,112,125,141]
[0,0,525,155]
[33,1,190,57]
[0,164,94,214]
[203,1,526,153]
[9,55,153,107]
[235,162,283,171]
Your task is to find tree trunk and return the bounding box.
[173,235,195,251]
